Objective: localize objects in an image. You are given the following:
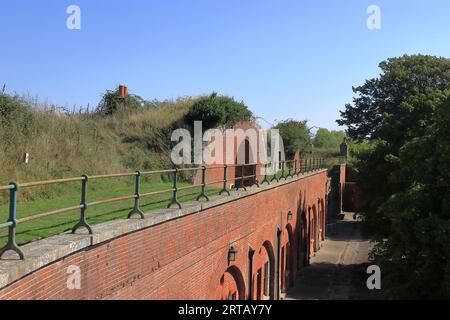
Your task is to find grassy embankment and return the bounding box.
[0,93,220,246]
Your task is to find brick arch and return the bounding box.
[319,198,326,241]
[311,204,319,253]
[253,240,276,300]
[308,206,314,256]
[285,223,295,289]
[235,134,257,187]
[299,209,308,267]
[220,266,246,300]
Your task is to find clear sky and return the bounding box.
[1,0,449,130]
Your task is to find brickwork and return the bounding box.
[0,171,329,300]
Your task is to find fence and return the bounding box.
[0,158,326,260]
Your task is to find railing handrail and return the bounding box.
[0,158,331,260]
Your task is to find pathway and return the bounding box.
[285,212,380,300]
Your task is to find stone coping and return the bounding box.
[0,170,326,289]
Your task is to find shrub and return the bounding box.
[96,87,147,116]
[184,93,253,130]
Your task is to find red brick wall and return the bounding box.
[0,171,329,300]
[343,166,366,212]
[193,122,267,188]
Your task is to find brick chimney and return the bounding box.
[119,85,128,97]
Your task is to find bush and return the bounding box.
[0,94,35,149]
[96,87,147,116]
[184,93,253,130]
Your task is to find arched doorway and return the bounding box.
[235,139,256,188]
[308,207,315,256]
[255,241,276,300]
[285,224,295,289]
[298,210,308,268]
[320,198,326,241]
[312,205,319,252]
[220,266,246,300]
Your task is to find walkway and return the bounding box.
[285,212,380,300]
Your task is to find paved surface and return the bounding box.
[285,212,380,300]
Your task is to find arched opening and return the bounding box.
[235,139,256,188]
[300,210,308,267]
[319,199,326,241]
[308,207,315,257]
[312,205,319,252]
[259,241,275,300]
[220,266,246,300]
[255,241,276,300]
[285,224,295,289]
[323,199,327,240]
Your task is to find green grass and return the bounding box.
[0,165,327,248]
[0,177,220,247]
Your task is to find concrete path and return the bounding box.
[285,212,380,300]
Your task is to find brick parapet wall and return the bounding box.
[0,170,329,300]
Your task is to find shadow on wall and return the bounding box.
[343,166,366,212]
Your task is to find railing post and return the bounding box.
[219,165,231,196]
[128,170,145,219]
[253,164,260,187]
[0,182,25,260]
[280,161,286,180]
[287,161,292,178]
[261,163,270,185]
[168,168,182,209]
[196,166,209,201]
[294,160,298,176]
[271,162,279,183]
[72,175,93,234]
[235,165,247,191]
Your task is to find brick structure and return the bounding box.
[0,170,330,300]
[342,166,366,212]
[192,122,279,189]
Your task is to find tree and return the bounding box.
[184,93,253,130]
[274,119,311,159]
[313,128,346,149]
[337,54,450,298]
[338,55,450,143]
[373,91,450,298]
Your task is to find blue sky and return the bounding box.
[1,0,449,130]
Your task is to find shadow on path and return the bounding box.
[285,212,382,300]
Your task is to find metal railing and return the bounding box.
[0,158,326,260]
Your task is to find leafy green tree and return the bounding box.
[374,91,450,298]
[274,119,311,159]
[337,54,450,298]
[313,128,346,149]
[184,93,253,130]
